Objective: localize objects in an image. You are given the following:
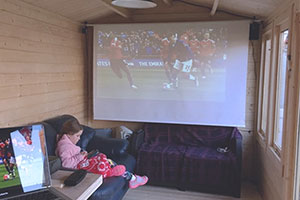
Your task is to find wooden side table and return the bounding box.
[50,170,103,200]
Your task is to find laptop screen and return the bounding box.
[0,124,51,199]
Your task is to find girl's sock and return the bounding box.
[130,174,136,181]
[122,171,133,180]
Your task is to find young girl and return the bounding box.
[55,118,148,189]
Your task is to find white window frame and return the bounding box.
[257,31,272,141]
[270,20,289,157]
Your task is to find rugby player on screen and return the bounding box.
[109,36,138,89]
[0,138,16,179]
[163,33,197,89]
[199,32,216,76]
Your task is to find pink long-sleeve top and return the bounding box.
[55,134,85,169]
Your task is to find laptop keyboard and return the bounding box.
[10,190,62,200]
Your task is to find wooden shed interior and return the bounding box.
[1,0,300,200]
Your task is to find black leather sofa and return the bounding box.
[42,114,136,200]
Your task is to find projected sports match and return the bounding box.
[93,21,249,126]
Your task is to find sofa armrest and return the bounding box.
[128,129,145,157]
[86,133,129,158]
[230,128,242,197]
[229,128,243,170]
[235,132,242,167]
[48,156,62,174]
[229,128,242,155]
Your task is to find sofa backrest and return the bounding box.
[43,115,96,154]
[42,122,59,156]
[43,114,77,133]
[144,123,235,148]
[144,123,182,145]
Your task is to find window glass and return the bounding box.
[261,39,271,134]
[274,29,288,150]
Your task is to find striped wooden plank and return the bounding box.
[0,89,84,112]
[0,49,84,65]
[0,11,82,40]
[0,96,85,125]
[0,62,83,74]
[0,73,82,86]
[0,0,80,31]
[0,35,84,56]
[0,23,83,49]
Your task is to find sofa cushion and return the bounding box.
[178,126,234,148]
[136,143,186,184]
[77,125,95,150]
[144,123,234,148]
[181,146,238,189]
[144,123,182,145]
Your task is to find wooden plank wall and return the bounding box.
[0,0,87,127]
[239,40,260,181]
[254,2,297,200]
[89,5,259,181]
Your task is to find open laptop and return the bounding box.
[0,124,63,200]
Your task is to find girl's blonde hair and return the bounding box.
[57,118,83,141]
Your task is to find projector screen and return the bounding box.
[93,20,249,127]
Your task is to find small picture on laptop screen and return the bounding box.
[10,125,47,193]
[0,134,21,189]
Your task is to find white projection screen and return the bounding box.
[93,20,249,127]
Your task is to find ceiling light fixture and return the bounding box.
[111,0,157,9]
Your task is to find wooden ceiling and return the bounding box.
[21,0,284,24]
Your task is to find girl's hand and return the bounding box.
[81,151,88,156]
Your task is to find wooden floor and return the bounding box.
[123,182,262,200]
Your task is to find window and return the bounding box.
[257,34,271,138]
[273,29,289,152]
